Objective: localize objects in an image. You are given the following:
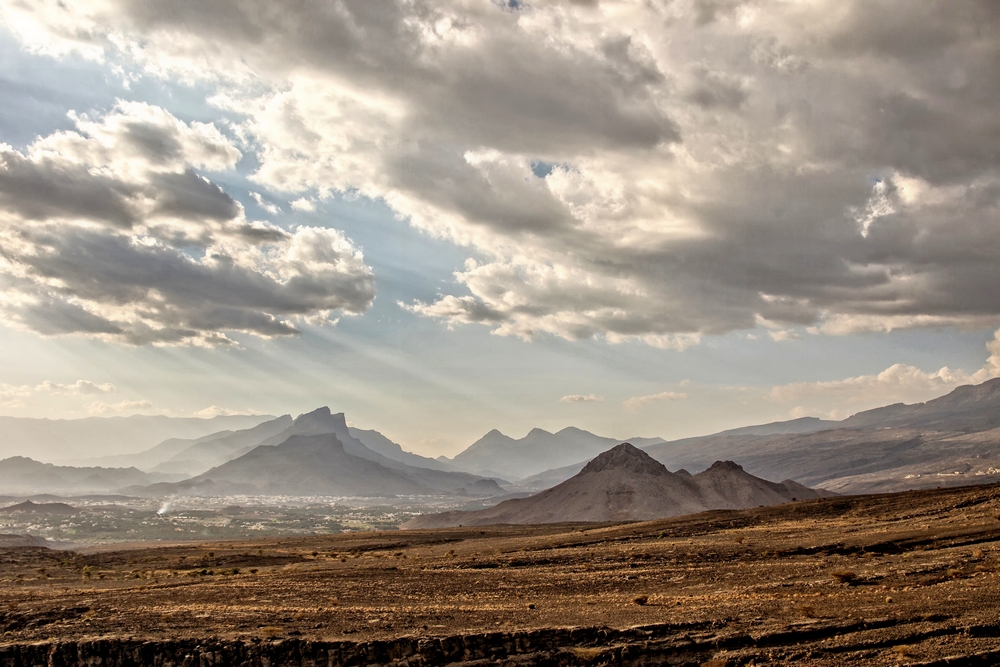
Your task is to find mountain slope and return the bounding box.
[715,417,838,437]
[348,428,457,472]
[403,444,826,528]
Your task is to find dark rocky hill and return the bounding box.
[403,444,827,528]
[0,500,77,515]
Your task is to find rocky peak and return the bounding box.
[292,407,348,432]
[580,443,670,476]
[705,460,744,473]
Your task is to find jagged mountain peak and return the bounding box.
[580,443,669,476]
[292,407,347,431]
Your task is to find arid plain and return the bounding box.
[2,483,999,666]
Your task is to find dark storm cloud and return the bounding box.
[0,103,375,345]
[0,149,139,227]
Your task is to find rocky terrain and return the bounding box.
[403,444,829,528]
[1,482,998,664]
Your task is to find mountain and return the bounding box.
[0,457,164,495]
[403,443,827,528]
[146,416,295,475]
[839,377,1000,431]
[160,434,436,496]
[75,417,293,473]
[444,426,666,480]
[0,500,78,515]
[130,414,506,497]
[243,408,482,480]
[637,378,1000,494]
[510,417,840,491]
[508,381,1000,495]
[80,410,451,478]
[3,413,273,463]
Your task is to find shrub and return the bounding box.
[830,570,858,584]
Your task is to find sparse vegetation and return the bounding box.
[0,483,996,664]
[830,570,858,584]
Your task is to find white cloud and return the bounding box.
[768,330,801,343]
[560,394,604,403]
[623,391,688,412]
[770,328,1000,409]
[0,101,375,346]
[193,405,259,418]
[249,191,282,215]
[86,399,155,415]
[4,1,1000,347]
[0,380,116,402]
[290,198,315,212]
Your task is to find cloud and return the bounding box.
[0,101,375,346]
[4,1,1000,346]
[249,191,282,215]
[0,380,116,401]
[193,405,259,418]
[623,391,688,412]
[86,399,155,415]
[560,394,604,403]
[771,328,1000,409]
[290,198,315,212]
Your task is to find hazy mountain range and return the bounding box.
[3,413,272,463]
[126,408,500,498]
[0,457,163,495]
[3,378,1000,499]
[510,379,1000,495]
[441,427,668,479]
[403,443,830,528]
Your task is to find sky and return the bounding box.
[1,0,999,458]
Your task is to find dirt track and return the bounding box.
[2,483,1000,665]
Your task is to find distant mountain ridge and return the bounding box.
[840,377,1000,431]
[0,457,164,494]
[637,377,1000,493]
[403,443,829,528]
[70,410,452,479]
[129,409,504,498]
[444,426,666,479]
[11,413,274,464]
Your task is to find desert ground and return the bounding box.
[2,483,1000,665]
